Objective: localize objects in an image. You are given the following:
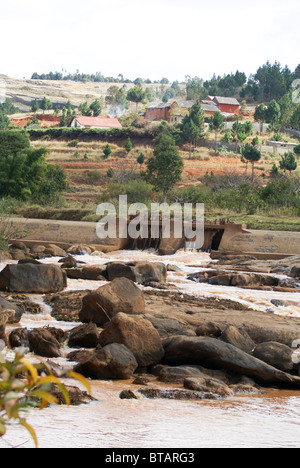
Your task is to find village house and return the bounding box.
[201,96,240,115]
[70,115,122,129]
[200,100,220,116]
[144,102,177,123]
[144,100,194,123]
[145,95,240,123]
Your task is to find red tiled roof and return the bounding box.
[74,116,122,128]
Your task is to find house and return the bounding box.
[145,100,195,123]
[200,96,240,116]
[145,95,240,122]
[144,102,177,123]
[200,101,220,116]
[170,101,195,123]
[70,116,122,129]
[212,96,240,115]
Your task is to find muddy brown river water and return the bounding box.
[1,250,300,448]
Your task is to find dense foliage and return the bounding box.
[144,132,183,201]
[0,131,68,202]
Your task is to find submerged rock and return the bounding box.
[138,388,219,400]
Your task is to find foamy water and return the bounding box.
[1,249,300,448]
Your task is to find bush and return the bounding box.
[125,180,153,205]
[170,185,209,204]
[67,140,79,147]
[294,145,300,156]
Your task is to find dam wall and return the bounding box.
[218,225,300,258]
[7,217,300,258]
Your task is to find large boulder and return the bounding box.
[9,328,29,348]
[28,328,61,358]
[0,263,66,293]
[64,265,107,281]
[163,335,300,389]
[106,261,167,284]
[68,322,99,349]
[98,312,165,367]
[79,277,145,326]
[219,325,255,354]
[44,244,67,257]
[253,342,294,372]
[188,270,279,289]
[106,263,136,282]
[134,262,167,284]
[74,343,138,380]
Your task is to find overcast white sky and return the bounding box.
[1,0,299,82]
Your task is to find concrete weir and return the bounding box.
[7,217,300,258]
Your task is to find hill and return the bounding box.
[0,74,181,114]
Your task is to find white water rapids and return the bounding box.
[1,249,300,448]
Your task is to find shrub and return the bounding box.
[67,140,79,147]
[294,145,300,156]
[125,180,153,205]
[170,185,209,204]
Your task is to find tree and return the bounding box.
[36,164,68,204]
[0,111,10,130]
[266,99,281,131]
[126,86,146,112]
[31,99,39,113]
[103,144,112,158]
[210,111,224,152]
[137,152,145,165]
[294,145,300,156]
[124,137,132,154]
[60,108,67,127]
[254,103,267,134]
[0,131,67,201]
[279,152,297,175]
[186,77,206,101]
[290,106,300,131]
[0,98,19,115]
[0,131,30,158]
[254,61,289,101]
[79,101,92,116]
[241,143,261,181]
[279,92,297,128]
[144,133,183,202]
[41,96,52,113]
[89,99,103,116]
[182,101,205,158]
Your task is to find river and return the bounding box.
[1,249,300,448]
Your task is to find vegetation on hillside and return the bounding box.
[0,60,300,232]
[0,131,68,203]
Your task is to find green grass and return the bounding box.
[205,208,300,231]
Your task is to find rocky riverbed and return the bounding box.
[1,243,300,405]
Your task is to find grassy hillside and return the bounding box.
[0,74,178,114]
